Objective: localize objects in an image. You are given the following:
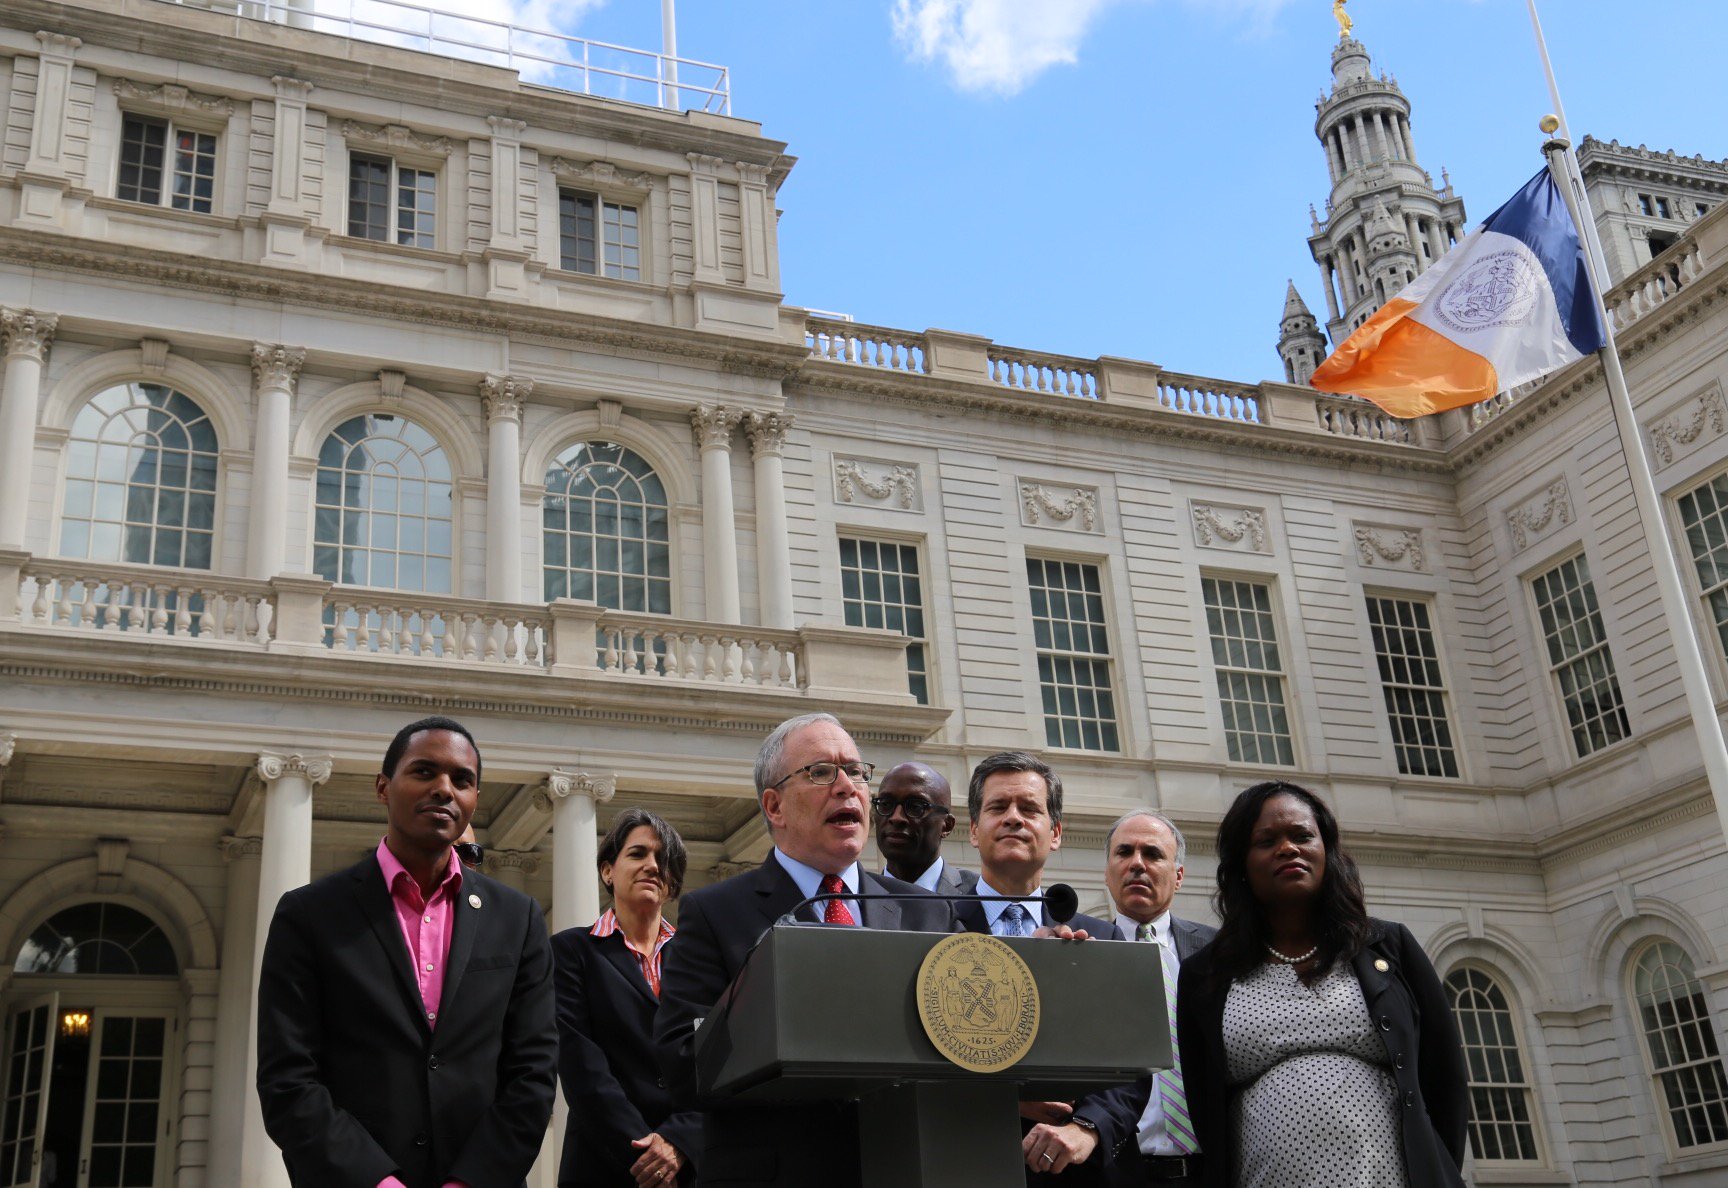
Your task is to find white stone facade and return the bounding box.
[1,4,1727,1187]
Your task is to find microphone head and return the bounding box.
[1044,883,1078,925]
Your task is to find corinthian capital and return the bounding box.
[250,344,307,393]
[480,373,533,424]
[256,751,334,786]
[1,309,58,363]
[690,404,742,450]
[218,834,264,861]
[745,411,795,458]
[485,850,543,877]
[531,769,616,812]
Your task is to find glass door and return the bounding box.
[74,1013,168,1188]
[0,993,60,1188]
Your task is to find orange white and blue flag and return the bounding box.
[1310,168,1605,418]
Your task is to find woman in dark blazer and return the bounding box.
[1176,781,1467,1188]
[552,808,700,1187]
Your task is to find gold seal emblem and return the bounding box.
[915,933,1040,1073]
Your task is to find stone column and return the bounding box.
[251,752,331,978]
[209,836,262,1188]
[484,849,541,894]
[691,405,742,624]
[481,374,530,602]
[746,412,796,630]
[0,309,57,549]
[246,346,306,580]
[1317,260,1342,321]
[537,770,615,932]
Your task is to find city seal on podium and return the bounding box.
[915,933,1041,1073]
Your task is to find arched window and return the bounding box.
[61,383,218,568]
[1444,967,1541,1162]
[1633,940,1728,1149]
[13,903,178,976]
[314,414,453,592]
[542,442,670,613]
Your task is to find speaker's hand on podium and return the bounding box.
[1022,1120,1098,1174]
[1032,923,1091,940]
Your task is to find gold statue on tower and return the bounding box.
[1333,0,1352,40]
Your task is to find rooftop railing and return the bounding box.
[158,0,731,114]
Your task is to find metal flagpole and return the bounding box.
[1528,1,1728,843]
[661,0,680,111]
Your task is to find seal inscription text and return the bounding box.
[916,933,1041,1073]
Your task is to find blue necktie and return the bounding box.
[1001,903,1031,936]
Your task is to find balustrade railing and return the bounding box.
[593,613,804,689]
[988,349,1098,399]
[1315,395,1413,443]
[1156,374,1263,423]
[805,319,928,373]
[1605,238,1704,331]
[323,589,549,666]
[17,559,274,643]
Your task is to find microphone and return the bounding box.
[774,882,1082,928]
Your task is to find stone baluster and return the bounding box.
[537,770,615,932]
[0,309,57,549]
[247,345,306,580]
[481,374,530,602]
[746,412,796,630]
[691,405,743,624]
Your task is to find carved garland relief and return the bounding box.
[1019,482,1100,533]
[833,457,920,512]
[1353,524,1426,571]
[1191,503,1270,554]
[1506,478,1573,551]
[1647,386,1727,469]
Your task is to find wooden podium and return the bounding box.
[694,925,1168,1186]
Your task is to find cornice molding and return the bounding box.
[112,78,234,117]
[550,158,653,193]
[340,119,453,157]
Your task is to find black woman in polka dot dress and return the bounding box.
[1175,782,1467,1188]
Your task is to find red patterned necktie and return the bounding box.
[820,874,856,926]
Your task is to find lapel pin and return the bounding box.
[1373,958,1389,972]
[469,894,483,909]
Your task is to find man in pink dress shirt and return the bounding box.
[257,717,557,1188]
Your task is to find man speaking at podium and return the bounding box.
[653,712,952,1187]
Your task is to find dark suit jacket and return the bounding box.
[256,855,558,1188]
[552,925,702,1187]
[1072,916,1218,1188]
[934,859,980,898]
[653,859,953,1187]
[1175,918,1468,1188]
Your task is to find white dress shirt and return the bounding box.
[773,848,861,924]
[1119,908,1188,1156]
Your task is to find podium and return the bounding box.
[694,925,1168,1187]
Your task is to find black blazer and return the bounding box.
[652,859,953,1187]
[552,925,703,1187]
[256,855,558,1188]
[1175,918,1468,1188]
[1071,916,1218,1188]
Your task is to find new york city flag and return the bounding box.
[1310,167,1606,418]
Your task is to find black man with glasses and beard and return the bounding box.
[871,761,979,897]
[653,712,954,1188]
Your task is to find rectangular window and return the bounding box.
[1657,196,1673,219]
[559,190,641,280]
[838,537,928,704]
[1677,473,1728,665]
[1202,576,1295,766]
[1026,557,1119,751]
[1698,203,1711,219]
[1639,194,1656,216]
[1530,555,1630,757]
[117,114,216,213]
[1366,596,1459,778]
[348,152,437,248]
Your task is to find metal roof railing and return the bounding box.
[159,0,731,114]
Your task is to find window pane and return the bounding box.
[314,415,453,594]
[1530,556,1630,758]
[1203,577,1294,765]
[839,537,930,704]
[1026,556,1116,750]
[542,443,671,622]
[1366,596,1459,777]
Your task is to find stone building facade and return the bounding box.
[1,4,1727,1187]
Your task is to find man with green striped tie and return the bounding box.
[1023,810,1216,1185]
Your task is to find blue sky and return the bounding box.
[532,1,1727,384]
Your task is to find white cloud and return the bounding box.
[890,0,1120,97]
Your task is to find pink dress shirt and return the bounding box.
[373,838,469,1188]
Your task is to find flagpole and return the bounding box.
[1538,134,1728,842]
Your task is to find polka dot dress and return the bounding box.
[1222,961,1407,1188]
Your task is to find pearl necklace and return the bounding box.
[1265,942,1318,965]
